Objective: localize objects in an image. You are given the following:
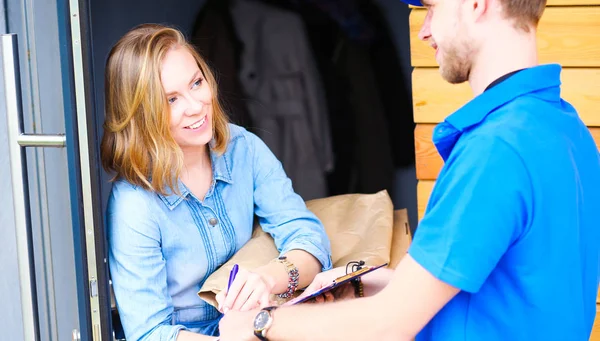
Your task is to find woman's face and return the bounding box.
[161,45,213,152]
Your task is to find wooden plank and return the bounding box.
[417,180,435,221]
[409,7,600,67]
[548,0,600,4]
[412,68,600,126]
[415,124,600,180]
[590,305,600,341]
[415,124,443,180]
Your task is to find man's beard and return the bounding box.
[439,39,472,84]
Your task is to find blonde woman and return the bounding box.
[100,24,332,341]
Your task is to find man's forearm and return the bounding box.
[256,256,458,341]
[262,265,397,340]
[266,295,408,341]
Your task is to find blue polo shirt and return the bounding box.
[409,64,600,340]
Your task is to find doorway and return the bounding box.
[1,0,417,340]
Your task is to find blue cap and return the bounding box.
[402,0,424,6]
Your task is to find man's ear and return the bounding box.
[463,0,492,23]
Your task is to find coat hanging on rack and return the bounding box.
[228,0,335,201]
[260,0,414,197]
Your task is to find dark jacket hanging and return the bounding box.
[190,0,253,128]
[264,0,413,197]
[228,0,335,201]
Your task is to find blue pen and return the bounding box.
[222,264,238,313]
[227,264,239,292]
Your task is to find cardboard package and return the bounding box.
[197,190,412,308]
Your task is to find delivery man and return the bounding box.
[216,0,600,340]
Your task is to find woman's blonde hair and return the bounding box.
[100,23,230,196]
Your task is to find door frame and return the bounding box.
[1,0,112,339]
[62,0,113,339]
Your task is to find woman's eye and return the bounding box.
[168,97,177,104]
[193,78,203,88]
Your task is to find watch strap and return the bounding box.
[253,306,278,341]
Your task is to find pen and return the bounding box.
[221,264,239,314]
[227,264,239,293]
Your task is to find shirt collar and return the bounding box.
[445,63,562,132]
[210,147,234,184]
[158,146,234,210]
[433,64,562,161]
[484,68,524,92]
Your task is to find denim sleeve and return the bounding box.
[246,131,333,271]
[107,188,187,341]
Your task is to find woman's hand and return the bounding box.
[215,268,275,313]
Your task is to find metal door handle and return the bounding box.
[1,33,67,341]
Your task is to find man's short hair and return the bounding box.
[501,0,547,32]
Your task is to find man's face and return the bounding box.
[418,0,476,84]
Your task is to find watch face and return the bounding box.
[254,310,270,330]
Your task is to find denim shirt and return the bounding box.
[106,124,333,341]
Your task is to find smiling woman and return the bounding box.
[99,24,332,341]
[101,24,229,197]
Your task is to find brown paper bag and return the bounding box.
[389,208,412,269]
[197,190,395,308]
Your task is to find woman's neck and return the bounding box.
[182,145,211,173]
[180,145,213,200]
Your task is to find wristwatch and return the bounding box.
[273,256,299,299]
[253,306,277,340]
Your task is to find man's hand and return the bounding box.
[218,309,259,341]
[216,267,275,313]
[309,282,356,304]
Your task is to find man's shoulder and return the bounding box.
[452,125,525,167]
[462,96,563,157]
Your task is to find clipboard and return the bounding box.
[283,262,388,306]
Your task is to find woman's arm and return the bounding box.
[217,131,332,313]
[217,250,322,312]
[108,186,188,341]
[247,130,332,287]
[254,249,322,294]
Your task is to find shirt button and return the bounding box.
[208,218,218,226]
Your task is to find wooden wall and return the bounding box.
[409,2,600,339]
